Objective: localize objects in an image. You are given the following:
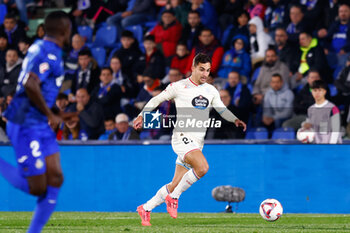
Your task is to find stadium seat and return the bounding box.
[104,45,121,66]
[220,24,234,47]
[245,127,268,140]
[93,25,118,48]
[271,127,295,140]
[91,47,106,67]
[125,25,143,44]
[328,84,338,97]
[77,25,93,43]
[0,4,7,25]
[143,21,158,32]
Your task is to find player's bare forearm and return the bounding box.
[133,115,143,130]
[24,72,54,118]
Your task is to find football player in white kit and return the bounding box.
[133,53,246,226]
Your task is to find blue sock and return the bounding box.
[28,186,60,233]
[0,158,29,193]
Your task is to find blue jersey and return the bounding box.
[4,39,64,128]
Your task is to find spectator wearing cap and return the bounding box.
[170,42,190,75]
[179,10,204,51]
[248,16,274,65]
[70,48,100,99]
[0,49,22,99]
[318,3,350,69]
[113,30,142,79]
[218,35,251,79]
[134,69,162,111]
[293,31,331,86]
[0,33,8,67]
[0,13,26,49]
[17,37,31,59]
[134,35,166,81]
[91,67,122,119]
[186,28,224,76]
[149,9,183,60]
[109,113,140,141]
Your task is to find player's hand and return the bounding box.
[48,113,62,131]
[133,115,143,130]
[235,119,246,132]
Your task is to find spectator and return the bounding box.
[106,0,155,32]
[0,13,26,49]
[298,0,324,31]
[163,0,191,26]
[134,69,162,110]
[65,34,87,75]
[91,67,122,119]
[186,28,224,76]
[17,36,31,58]
[109,113,140,140]
[0,33,8,67]
[218,0,245,31]
[134,35,166,81]
[0,49,22,98]
[149,9,183,60]
[264,0,287,33]
[252,48,290,104]
[247,0,266,20]
[285,5,309,44]
[224,71,252,123]
[301,80,342,144]
[62,119,88,141]
[218,35,251,79]
[55,93,70,141]
[170,42,190,75]
[98,118,116,140]
[274,27,299,74]
[68,88,105,139]
[222,10,250,50]
[191,0,218,37]
[334,56,350,116]
[70,48,100,98]
[110,56,138,98]
[318,3,350,69]
[113,30,142,78]
[262,73,294,132]
[283,70,329,130]
[31,23,45,41]
[248,16,274,65]
[162,67,184,85]
[179,10,204,51]
[294,31,331,85]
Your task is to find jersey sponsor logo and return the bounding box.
[192,95,209,109]
[39,62,50,74]
[143,110,162,129]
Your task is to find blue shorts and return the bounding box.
[7,122,59,177]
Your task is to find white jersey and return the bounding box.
[141,77,236,144]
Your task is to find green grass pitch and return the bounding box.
[0,212,350,232]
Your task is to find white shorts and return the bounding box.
[171,132,204,170]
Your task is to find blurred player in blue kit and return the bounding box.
[0,11,72,233]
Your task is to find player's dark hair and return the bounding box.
[193,53,212,67]
[101,67,113,74]
[56,93,68,100]
[272,73,282,81]
[44,11,70,37]
[311,80,327,90]
[78,48,92,57]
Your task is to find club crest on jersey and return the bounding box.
[192,95,209,109]
[39,62,49,74]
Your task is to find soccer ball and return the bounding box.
[259,199,283,221]
[296,128,315,143]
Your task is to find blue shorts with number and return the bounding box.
[7,122,59,177]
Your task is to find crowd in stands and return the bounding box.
[0,0,349,141]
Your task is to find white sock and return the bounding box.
[143,185,169,211]
[170,169,199,199]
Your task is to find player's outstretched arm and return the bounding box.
[24,72,61,130]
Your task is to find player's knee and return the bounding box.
[49,172,64,187]
[195,164,209,178]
